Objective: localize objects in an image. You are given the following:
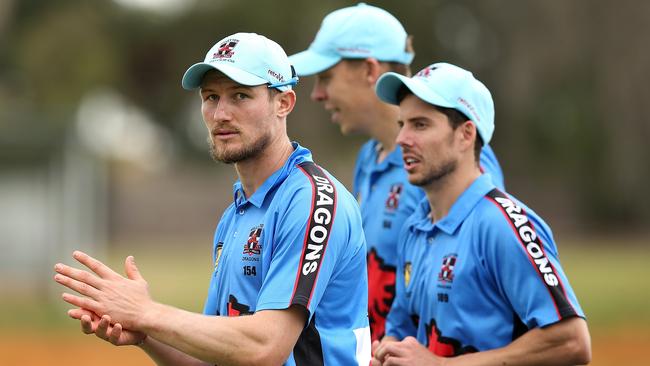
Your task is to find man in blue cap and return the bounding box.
[370,63,591,365]
[290,3,505,343]
[54,32,371,366]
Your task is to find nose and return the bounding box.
[310,79,327,102]
[212,100,232,122]
[396,125,412,148]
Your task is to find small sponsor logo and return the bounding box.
[267,69,284,82]
[457,97,480,122]
[214,242,223,270]
[404,262,412,287]
[336,47,370,54]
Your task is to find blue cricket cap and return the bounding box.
[375,62,495,144]
[182,32,298,91]
[289,3,414,76]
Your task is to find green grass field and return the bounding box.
[2,237,649,335]
[0,238,648,365]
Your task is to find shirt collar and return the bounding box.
[233,142,312,209]
[361,140,404,173]
[411,174,495,234]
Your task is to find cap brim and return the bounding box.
[289,50,341,76]
[181,62,268,90]
[375,72,456,109]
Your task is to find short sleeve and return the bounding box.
[481,193,584,329]
[256,168,341,317]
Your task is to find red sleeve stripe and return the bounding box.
[291,162,337,310]
[485,189,577,320]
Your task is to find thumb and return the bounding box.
[125,256,144,281]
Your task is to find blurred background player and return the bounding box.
[54,32,371,366]
[371,62,590,365]
[290,2,505,342]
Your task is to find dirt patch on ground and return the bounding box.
[0,327,646,365]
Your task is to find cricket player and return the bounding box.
[370,62,591,365]
[289,3,505,342]
[54,32,371,366]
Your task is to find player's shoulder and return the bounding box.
[280,161,357,208]
[474,189,554,243]
[355,139,379,163]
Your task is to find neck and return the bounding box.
[423,161,482,223]
[234,136,293,198]
[369,102,401,163]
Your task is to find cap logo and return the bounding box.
[415,66,438,78]
[336,47,370,54]
[213,39,239,60]
[267,69,285,82]
[458,97,480,122]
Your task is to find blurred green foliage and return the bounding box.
[1,0,649,232]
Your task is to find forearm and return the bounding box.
[138,303,303,366]
[445,317,591,366]
[139,336,210,366]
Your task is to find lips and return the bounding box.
[402,152,421,171]
[212,128,239,140]
[325,105,340,123]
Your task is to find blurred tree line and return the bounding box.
[1,0,649,236]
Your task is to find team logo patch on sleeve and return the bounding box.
[291,162,337,308]
[486,189,577,319]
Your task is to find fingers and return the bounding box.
[96,315,111,340]
[68,308,95,320]
[72,251,119,279]
[53,263,102,289]
[62,292,102,314]
[376,340,407,361]
[124,256,144,281]
[109,323,123,345]
[80,314,95,334]
[372,339,381,354]
[383,357,403,366]
[54,273,101,299]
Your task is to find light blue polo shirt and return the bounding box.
[352,139,424,341]
[352,140,505,341]
[385,174,583,355]
[204,143,370,365]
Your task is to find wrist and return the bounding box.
[136,334,148,348]
[137,301,165,333]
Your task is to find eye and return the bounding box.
[203,94,218,102]
[234,92,249,100]
[397,120,404,128]
[414,121,427,129]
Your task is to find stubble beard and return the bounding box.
[410,158,457,188]
[208,133,271,164]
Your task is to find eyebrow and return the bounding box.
[405,116,430,123]
[200,84,254,93]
